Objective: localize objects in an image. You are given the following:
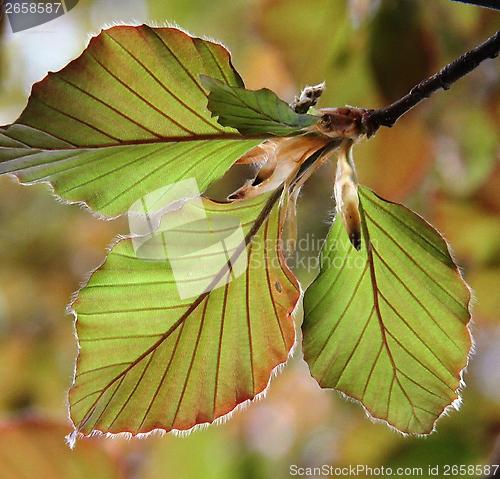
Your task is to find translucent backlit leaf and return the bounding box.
[302,186,472,434]
[201,76,319,135]
[0,25,260,216]
[69,191,300,439]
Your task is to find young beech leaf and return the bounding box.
[302,186,472,434]
[68,191,300,440]
[0,26,262,217]
[200,76,320,136]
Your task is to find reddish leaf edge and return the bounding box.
[65,188,302,448]
[66,348,300,448]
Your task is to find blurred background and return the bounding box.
[1,0,500,477]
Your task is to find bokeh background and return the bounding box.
[1,0,500,477]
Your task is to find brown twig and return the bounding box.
[363,29,500,136]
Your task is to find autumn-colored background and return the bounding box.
[1,0,500,477]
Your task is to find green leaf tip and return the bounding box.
[200,75,320,136]
[302,186,472,435]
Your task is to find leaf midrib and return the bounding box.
[2,131,250,151]
[360,196,426,431]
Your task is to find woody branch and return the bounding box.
[363,29,500,135]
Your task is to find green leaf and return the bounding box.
[0,25,261,217]
[200,76,320,136]
[69,191,300,438]
[302,186,472,434]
